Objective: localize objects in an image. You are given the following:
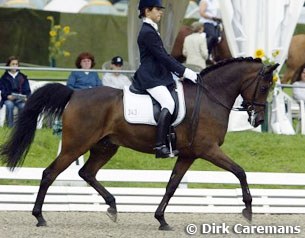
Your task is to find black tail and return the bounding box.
[0,83,73,170]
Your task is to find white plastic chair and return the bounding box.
[0,105,6,127]
[280,91,305,134]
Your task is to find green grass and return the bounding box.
[1,128,305,172]
[1,128,305,188]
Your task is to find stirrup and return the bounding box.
[154,145,178,159]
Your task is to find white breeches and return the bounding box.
[146,85,175,115]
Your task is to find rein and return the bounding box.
[196,78,232,111]
[188,65,266,145]
[188,74,204,146]
[197,65,266,111]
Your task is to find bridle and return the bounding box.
[188,65,269,145]
[239,66,270,126]
[193,65,266,128]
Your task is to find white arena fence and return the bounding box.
[1,167,305,214]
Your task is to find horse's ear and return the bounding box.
[264,63,280,74]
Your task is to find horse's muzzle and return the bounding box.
[248,110,265,128]
[254,112,265,127]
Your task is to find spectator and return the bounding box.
[183,21,208,70]
[0,56,31,128]
[199,0,221,63]
[102,56,131,89]
[134,0,197,158]
[292,64,305,101]
[54,52,102,136]
[67,52,102,90]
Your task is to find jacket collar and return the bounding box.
[7,71,19,79]
[143,17,159,32]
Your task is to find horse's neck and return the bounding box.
[203,71,242,110]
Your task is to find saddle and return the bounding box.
[123,81,186,156]
[123,80,186,126]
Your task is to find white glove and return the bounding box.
[183,68,197,83]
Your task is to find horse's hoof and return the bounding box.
[242,208,252,222]
[106,207,117,222]
[159,224,173,231]
[36,220,47,227]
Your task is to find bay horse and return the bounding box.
[282,34,305,83]
[0,57,278,231]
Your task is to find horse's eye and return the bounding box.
[260,86,269,94]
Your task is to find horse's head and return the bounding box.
[241,63,279,127]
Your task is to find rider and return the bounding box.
[133,0,198,159]
[199,0,221,64]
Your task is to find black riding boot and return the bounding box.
[154,108,179,158]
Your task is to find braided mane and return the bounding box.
[200,57,262,76]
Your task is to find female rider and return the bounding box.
[133,0,198,158]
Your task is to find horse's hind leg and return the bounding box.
[202,145,252,221]
[155,156,194,230]
[32,153,79,226]
[78,138,119,222]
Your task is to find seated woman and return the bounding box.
[54,52,102,135]
[0,56,31,128]
[67,52,102,90]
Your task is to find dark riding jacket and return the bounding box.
[0,71,31,108]
[133,22,185,90]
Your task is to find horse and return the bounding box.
[171,23,232,64]
[282,34,305,83]
[0,57,278,231]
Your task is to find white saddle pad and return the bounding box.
[123,81,186,126]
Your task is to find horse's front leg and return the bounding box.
[202,145,252,221]
[155,156,194,231]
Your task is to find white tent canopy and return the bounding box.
[219,0,305,133]
[44,0,87,13]
[219,0,304,67]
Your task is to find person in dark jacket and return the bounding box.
[133,0,198,158]
[0,56,31,127]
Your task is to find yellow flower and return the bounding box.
[63,51,70,57]
[49,30,57,37]
[55,41,61,48]
[63,26,70,34]
[255,48,281,101]
[255,49,265,59]
[46,16,77,65]
[272,49,280,58]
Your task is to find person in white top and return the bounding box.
[199,0,221,63]
[292,65,305,101]
[183,21,208,70]
[102,56,131,90]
